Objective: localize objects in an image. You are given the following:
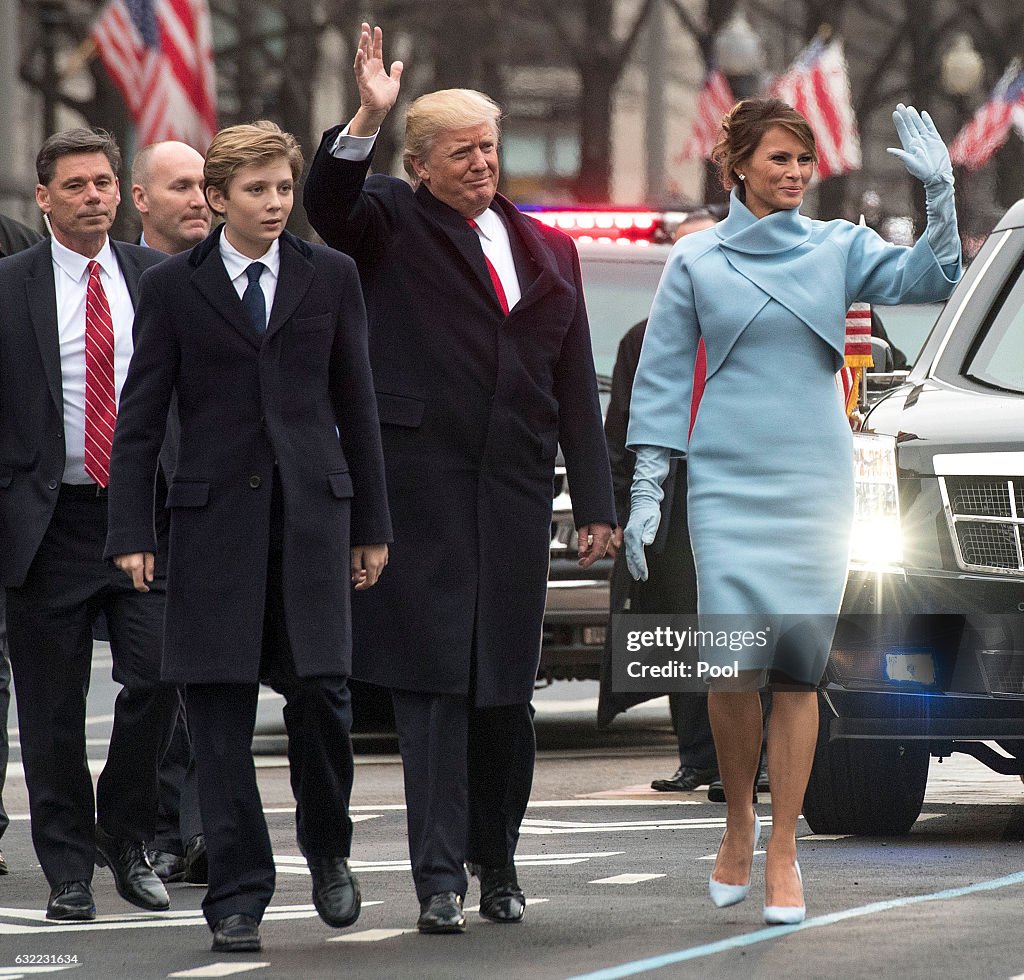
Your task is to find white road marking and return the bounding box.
[589,874,665,885]
[698,850,766,862]
[0,969,80,976]
[0,903,380,936]
[464,899,549,913]
[273,852,624,875]
[329,928,416,943]
[167,965,270,978]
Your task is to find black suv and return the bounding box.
[804,199,1024,835]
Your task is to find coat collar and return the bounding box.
[715,187,813,255]
[413,186,567,317]
[188,226,314,348]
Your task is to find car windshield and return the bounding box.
[873,303,943,369]
[578,248,669,376]
[965,263,1024,395]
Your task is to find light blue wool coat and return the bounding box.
[627,189,961,682]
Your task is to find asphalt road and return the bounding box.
[3,645,1024,979]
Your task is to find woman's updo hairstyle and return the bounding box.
[711,98,818,195]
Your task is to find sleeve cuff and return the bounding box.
[329,123,379,161]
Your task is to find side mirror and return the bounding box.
[869,336,894,373]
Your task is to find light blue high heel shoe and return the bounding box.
[763,861,805,925]
[708,812,761,908]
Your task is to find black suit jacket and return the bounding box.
[0,237,164,587]
[105,228,392,683]
[304,129,616,705]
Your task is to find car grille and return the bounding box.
[939,476,1024,574]
[977,650,1024,697]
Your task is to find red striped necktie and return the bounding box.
[467,218,509,315]
[84,259,116,487]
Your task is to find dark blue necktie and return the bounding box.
[242,262,266,332]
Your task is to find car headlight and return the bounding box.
[849,432,903,571]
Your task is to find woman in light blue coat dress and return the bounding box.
[625,99,961,924]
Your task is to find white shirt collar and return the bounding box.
[50,234,115,283]
[218,231,281,283]
[470,207,503,242]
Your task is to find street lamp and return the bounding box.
[940,33,983,257]
[941,34,984,98]
[713,11,764,99]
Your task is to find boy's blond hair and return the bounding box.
[204,121,304,210]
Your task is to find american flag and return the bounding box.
[90,0,217,152]
[949,61,1024,171]
[679,69,736,161]
[840,303,873,417]
[768,38,861,180]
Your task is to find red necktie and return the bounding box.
[84,260,116,487]
[467,218,510,315]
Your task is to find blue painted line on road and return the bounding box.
[565,869,1024,980]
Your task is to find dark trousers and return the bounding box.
[0,593,10,844]
[185,473,355,928]
[669,693,717,771]
[4,485,178,887]
[391,689,535,901]
[151,692,202,854]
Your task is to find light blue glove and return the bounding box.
[887,103,960,267]
[624,445,671,581]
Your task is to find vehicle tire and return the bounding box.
[803,697,929,836]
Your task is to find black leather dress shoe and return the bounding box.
[756,768,771,795]
[309,856,361,928]
[651,765,719,792]
[146,848,186,883]
[477,864,525,923]
[46,881,96,921]
[0,849,8,875]
[211,913,261,952]
[416,892,466,933]
[95,824,170,911]
[707,779,757,804]
[183,834,207,885]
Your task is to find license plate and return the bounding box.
[884,652,937,685]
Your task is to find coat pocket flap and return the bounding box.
[328,471,354,498]
[166,481,210,508]
[375,391,426,428]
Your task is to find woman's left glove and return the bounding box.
[887,103,960,267]
[887,103,952,187]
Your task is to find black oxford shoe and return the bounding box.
[0,849,8,875]
[707,779,758,804]
[211,913,261,953]
[416,891,466,934]
[651,765,719,793]
[477,864,525,923]
[146,847,186,883]
[309,856,361,928]
[46,880,96,921]
[95,824,170,911]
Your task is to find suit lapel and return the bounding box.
[190,239,262,351]
[266,237,314,339]
[494,199,566,316]
[414,185,504,309]
[24,242,64,417]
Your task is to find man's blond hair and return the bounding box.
[204,121,304,208]
[403,89,502,185]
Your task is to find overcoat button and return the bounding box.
[249,475,262,489]
[48,479,58,490]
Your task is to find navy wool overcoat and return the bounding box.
[104,228,392,683]
[304,131,616,707]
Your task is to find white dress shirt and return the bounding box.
[219,232,280,330]
[330,126,521,311]
[51,235,136,484]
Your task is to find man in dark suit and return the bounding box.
[0,128,178,920]
[0,211,44,878]
[304,24,615,934]
[106,121,392,953]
